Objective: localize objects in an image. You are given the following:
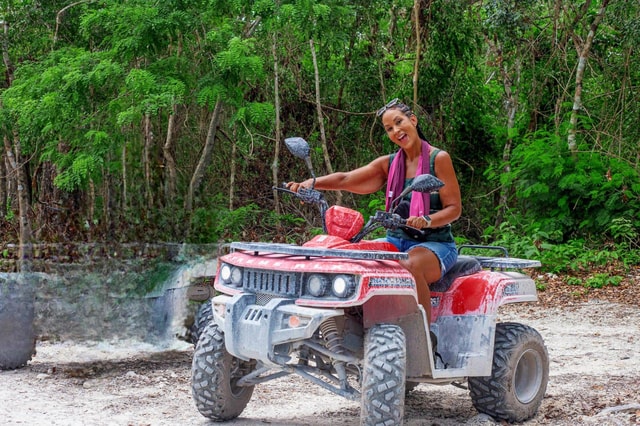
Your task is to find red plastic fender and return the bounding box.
[303,234,399,253]
[433,271,506,317]
[362,294,420,329]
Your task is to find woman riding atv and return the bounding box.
[287,99,462,323]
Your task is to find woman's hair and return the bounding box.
[379,100,429,141]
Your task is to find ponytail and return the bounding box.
[416,124,428,142]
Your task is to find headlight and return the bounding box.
[219,263,243,287]
[307,274,328,297]
[219,264,232,282]
[230,267,243,286]
[332,275,355,298]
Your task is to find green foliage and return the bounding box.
[54,153,104,192]
[0,0,638,251]
[494,132,640,242]
[607,217,639,249]
[585,274,623,289]
[566,274,623,290]
[233,102,276,130]
[483,0,541,44]
[189,201,262,243]
[484,219,639,276]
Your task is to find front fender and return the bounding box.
[362,294,420,328]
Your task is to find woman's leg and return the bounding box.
[399,247,441,323]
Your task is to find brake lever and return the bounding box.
[273,185,297,196]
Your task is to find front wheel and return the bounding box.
[191,322,255,420]
[468,322,549,422]
[360,324,406,426]
[189,301,213,345]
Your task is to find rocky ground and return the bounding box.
[0,267,638,425]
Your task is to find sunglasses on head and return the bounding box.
[376,98,400,117]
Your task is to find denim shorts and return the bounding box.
[381,236,458,279]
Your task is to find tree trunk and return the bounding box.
[1,22,13,220]
[309,38,341,204]
[88,179,95,241]
[4,134,32,271]
[185,98,223,212]
[496,58,520,227]
[102,163,111,238]
[271,34,282,215]
[0,150,6,219]
[121,141,128,211]
[143,114,154,209]
[163,104,178,202]
[412,0,421,106]
[1,22,14,86]
[2,20,31,270]
[567,0,609,152]
[53,1,96,47]
[229,127,237,211]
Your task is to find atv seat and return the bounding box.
[429,255,482,293]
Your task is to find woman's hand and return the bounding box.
[286,179,313,193]
[406,215,430,229]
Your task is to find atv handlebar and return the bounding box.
[274,184,329,233]
[350,210,424,243]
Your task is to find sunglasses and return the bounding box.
[376,98,400,117]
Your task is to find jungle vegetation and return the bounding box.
[0,0,638,277]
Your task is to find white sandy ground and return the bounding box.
[0,299,638,426]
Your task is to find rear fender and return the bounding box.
[433,270,537,318]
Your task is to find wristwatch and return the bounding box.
[422,215,432,228]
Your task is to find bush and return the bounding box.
[494,132,640,243]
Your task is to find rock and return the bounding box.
[466,413,496,425]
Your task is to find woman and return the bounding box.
[287,99,461,323]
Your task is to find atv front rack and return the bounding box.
[228,242,541,269]
[230,242,409,261]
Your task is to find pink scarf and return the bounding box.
[385,140,431,216]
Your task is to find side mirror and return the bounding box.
[284,137,311,160]
[284,137,316,185]
[389,174,444,213]
[409,173,444,193]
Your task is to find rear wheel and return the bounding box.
[0,279,36,370]
[468,322,549,422]
[191,322,255,420]
[360,324,406,426]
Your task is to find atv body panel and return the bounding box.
[209,238,540,381]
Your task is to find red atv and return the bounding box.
[191,137,549,425]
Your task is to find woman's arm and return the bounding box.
[288,155,390,195]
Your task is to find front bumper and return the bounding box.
[212,293,343,367]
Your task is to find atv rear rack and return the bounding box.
[458,245,541,270]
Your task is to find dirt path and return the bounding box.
[1,297,639,425]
